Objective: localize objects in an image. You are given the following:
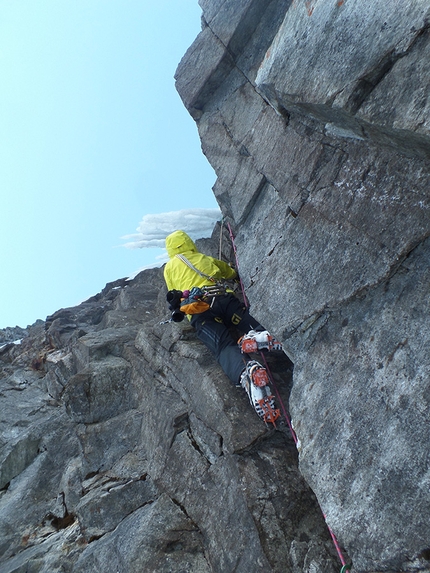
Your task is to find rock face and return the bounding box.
[0,254,339,573]
[1,1,429,572]
[174,1,430,572]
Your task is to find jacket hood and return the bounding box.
[165,230,197,258]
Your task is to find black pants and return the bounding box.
[190,294,261,384]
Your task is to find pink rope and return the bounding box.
[325,516,348,567]
[226,222,249,307]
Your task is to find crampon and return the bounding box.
[240,362,281,426]
[258,394,281,426]
[239,330,283,354]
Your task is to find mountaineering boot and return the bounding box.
[239,330,283,354]
[240,361,280,424]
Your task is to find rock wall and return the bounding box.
[174,1,430,572]
[1,1,430,572]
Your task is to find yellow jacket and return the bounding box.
[164,230,237,292]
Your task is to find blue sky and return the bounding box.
[0,1,218,329]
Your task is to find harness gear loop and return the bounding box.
[200,284,227,297]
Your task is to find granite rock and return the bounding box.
[175,1,430,570]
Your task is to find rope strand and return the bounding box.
[218,218,224,260]
[227,222,248,307]
[325,516,349,570]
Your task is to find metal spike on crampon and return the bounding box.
[258,394,280,426]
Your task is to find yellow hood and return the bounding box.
[165,230,197,259]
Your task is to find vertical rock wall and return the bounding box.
[1,1,429,571]
[175,1,430,571]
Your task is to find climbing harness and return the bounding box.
[175,254,234,298]
[174,254,232,314]
[160,285,229,324]
[227,221,351,572]
[161,285,229,322]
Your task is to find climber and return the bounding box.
[163,230,282,423]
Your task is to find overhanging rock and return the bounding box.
[176,1,430,571]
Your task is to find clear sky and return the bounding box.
[0,1,218,329]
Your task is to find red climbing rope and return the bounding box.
[325,516,350,571]
[227,222,249,306]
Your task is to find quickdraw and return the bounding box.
[198,284,228,299]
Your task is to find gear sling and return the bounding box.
[175,254,227,315]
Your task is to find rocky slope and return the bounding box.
[0,235,340,573]
[1,1,430,572]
